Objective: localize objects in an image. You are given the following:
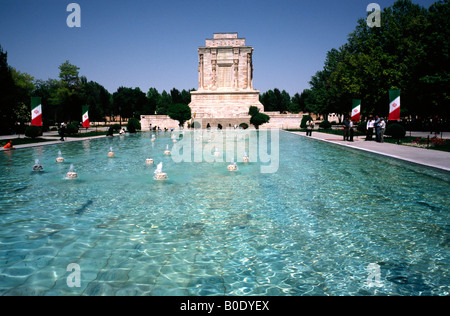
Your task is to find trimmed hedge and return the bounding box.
[25,126,42,139]
[385,123,406,139]
[127,118,141,133]
[319,120,331,129]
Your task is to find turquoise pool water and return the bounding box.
[0,131,448,296]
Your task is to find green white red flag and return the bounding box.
[389,90,401,121]
[82,105,89,128]
[351,99,361,122]
[31,97,42,126]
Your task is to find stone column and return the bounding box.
[233,59,239,90]
[247,53,253,90]
[198,54,204,90]
[211,60,217,90]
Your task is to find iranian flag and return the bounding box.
[82,105,89,128]
[351,99,361,122]
[31,97,42,126]
[389,89,401,121]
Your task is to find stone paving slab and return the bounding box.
[290,131,450,172]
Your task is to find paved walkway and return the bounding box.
[290,131,450,172]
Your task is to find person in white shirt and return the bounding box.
[379,118,386,143]
[349,120,354,142]
[366,117,374,141]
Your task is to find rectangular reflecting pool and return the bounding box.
[0,130,448,296]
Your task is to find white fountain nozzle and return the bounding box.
[154,162,163,175]
[33,159,43,171]
[227,159,238,171]
[56,151,64,162]
[243,152,250,162]
[154,162,167,180]
[66,164,77,179]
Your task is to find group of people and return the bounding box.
[305,115,387,143]
[365,115,386,143]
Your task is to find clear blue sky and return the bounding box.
[0,0,438,96]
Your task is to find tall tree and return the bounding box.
[307,0,447,121]
[156,90,172,115]
[11,68,35,125]
[50,60,82,122]
[112,87,148,120]
[0,46,18,134]
[146,87,160,115]
[170,88,183,105]
[80,80,111,122]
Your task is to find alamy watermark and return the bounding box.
[66,263,81,288]
[169,127,279,174]
[66,3,81,28]
[367,3,381,28]
[65,3,380,29]
[366,263,383,288]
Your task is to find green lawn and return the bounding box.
[1,138,54,146]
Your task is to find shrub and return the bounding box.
[113,124,122,131]
[239,123,249,129]
[385,123,406,139]
[300,115,313,128]
[167,103,192,127]
[248,106,270,129]
[319,120,331,129]
[65,123,79,135]
[250,113,270,129]
[127,118,141,133]
[25,126,42,139]
[248,107,270,129]
[357,121,367,133]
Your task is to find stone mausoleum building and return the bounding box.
[189,33,264,119]
[141,33,303,130]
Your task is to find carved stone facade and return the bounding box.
[190,33,264,118]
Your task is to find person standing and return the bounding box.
[59,123,66,141]
[349,120,354,142]
[343,117,350,141]
[306,119,314,137]
[366,116,374,141]
[379,117,386,143]
[374,115,381,142]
